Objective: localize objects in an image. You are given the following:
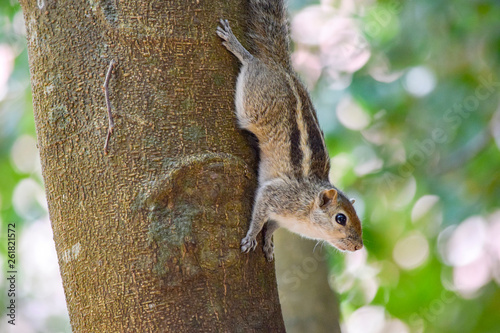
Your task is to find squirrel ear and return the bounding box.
[319,189,337,208]
[350,199,356,204]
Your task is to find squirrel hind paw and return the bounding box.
[241,236,258,253]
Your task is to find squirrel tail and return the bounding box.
[247,0,291,67]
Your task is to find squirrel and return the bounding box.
[216,0,363,261]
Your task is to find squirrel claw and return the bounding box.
[219,18,230,30]
[241,236,257,253]
[216,26,227,39]
[216,19,231,39]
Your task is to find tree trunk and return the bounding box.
[20,1,285,331]
[275,230,341,333]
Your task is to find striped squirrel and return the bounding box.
[216,0,363,261]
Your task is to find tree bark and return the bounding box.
[20,1,285,331]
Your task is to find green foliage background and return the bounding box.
[288,0,500,332]
[0,0,35,224]
[1,0,499,332]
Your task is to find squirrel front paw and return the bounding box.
[241,236,258,253]
[263,240,274,262]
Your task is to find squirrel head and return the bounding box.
[311,188,363,252]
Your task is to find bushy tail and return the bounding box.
[247,0,291,67]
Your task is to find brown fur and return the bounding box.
[216,4,363,261]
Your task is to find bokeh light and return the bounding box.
[403,66,437,97]
[393,231,429,270]
[336,95,371,130]
[0,44,15,100]
[10,134,40,174]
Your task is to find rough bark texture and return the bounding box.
[275,230,341,333]
[21,1,285,331]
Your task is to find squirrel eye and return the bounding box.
[335,213,347,226]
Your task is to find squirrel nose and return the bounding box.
[354,244,363,251]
